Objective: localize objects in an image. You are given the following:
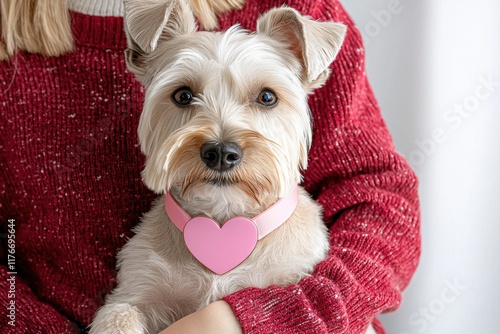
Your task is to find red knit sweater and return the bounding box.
[0,1,420,333]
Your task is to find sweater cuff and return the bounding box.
[222,276,351,333]
[222,283,326,333]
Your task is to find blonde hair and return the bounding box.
[0,0,73,60]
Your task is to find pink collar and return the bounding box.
[164,186,299,274]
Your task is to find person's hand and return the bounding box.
[158,300,242,334]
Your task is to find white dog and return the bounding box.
[90,0,350,332]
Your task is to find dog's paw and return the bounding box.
[188,0,246,29]
[90,303,146,334]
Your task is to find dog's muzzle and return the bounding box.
[200,142,242,171]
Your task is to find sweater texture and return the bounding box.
[0,1,420,333]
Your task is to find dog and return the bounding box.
[90,0,347,332]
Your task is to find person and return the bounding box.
[0,0,420,333]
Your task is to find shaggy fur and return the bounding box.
[90,0,348,333]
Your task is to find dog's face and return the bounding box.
[123,0,346,204]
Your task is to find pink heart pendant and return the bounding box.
[183,216,258,275]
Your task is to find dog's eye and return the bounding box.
[256,89,278,108]
[172,87,194,107]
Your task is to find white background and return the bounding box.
[341,0,500,333]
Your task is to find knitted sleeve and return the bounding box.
[222,2,421,333]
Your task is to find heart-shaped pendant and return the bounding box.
[183,216,258,275]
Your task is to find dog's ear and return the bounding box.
[257,7,347,90]
[123,0,197,82]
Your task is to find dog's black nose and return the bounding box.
[200,142,242,171]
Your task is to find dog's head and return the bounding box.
[124,0,346,205]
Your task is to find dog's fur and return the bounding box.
[90,0,347,333]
